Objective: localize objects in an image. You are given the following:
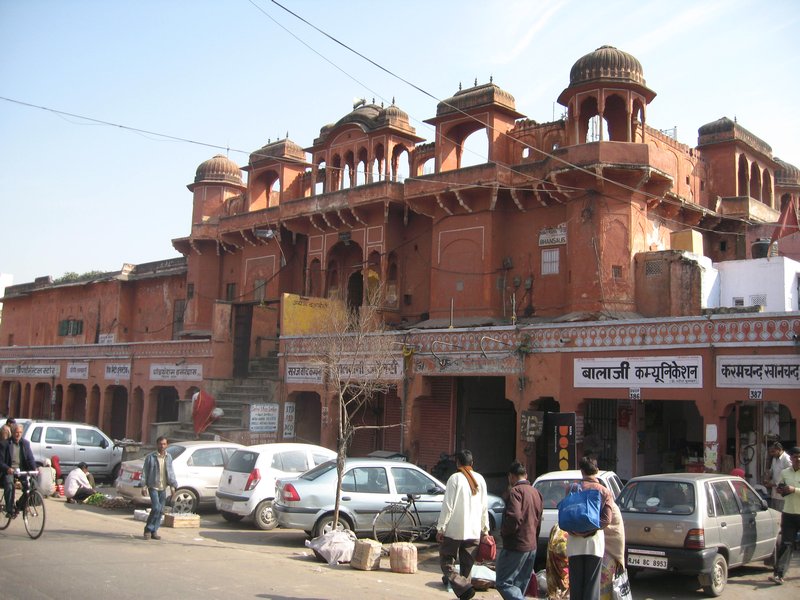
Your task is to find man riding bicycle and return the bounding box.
[1,424,38,518]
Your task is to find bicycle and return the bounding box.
[0,470,46,539]
[372,493,437,544]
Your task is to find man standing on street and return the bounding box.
[771,446,800,585]
[142,436,177,540]
[496,461,543,600]
[765,442,792,511]
[565,456,615,600]
[436,449,490,600]
[1,423,37,518]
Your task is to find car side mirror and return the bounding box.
[429,486,445,495]
[99,439,108,449]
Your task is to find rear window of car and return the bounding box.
[534,479,582,508]
[300,460,336,481]
[271,450,309,473]
[226,450,259,473]
[167,445,186,459]
[618,480,695,515]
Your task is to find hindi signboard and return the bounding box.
[150,363,203,381]
[539,223,567,246]
[66,362,89,380]
[0,364,60,378]
[716,355,800,389]
[574,356,702,388]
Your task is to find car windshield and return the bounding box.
[167,445,186,459]
[300,460,337,481]
[618,480,695,515]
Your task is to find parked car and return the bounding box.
[215,443,337,530]
[115,440,243,513]
[22,420,123,480]
[532,468,623,563]
[618,473,781,596]
[274,457,506,538]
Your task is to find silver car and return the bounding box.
[115,440,243,513]
[618,473,780,597]
[274,457,505,538]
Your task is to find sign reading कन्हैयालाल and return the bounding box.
[574,356,702,388]
[149,363,203,381]
[716,355,800,388]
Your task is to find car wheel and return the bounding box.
[220,511,244,523]
[699,554,727,597]
[254,500,278,530]
[313,513,352,539]
[171,488,198,514]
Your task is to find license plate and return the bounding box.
[627,554,668,569]
[219,500,233,511]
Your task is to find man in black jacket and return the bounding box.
[496,461,544,600]
[1,424,37,517]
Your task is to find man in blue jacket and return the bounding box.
[496,461,544,600]
[1,423,37,517]
[142,436,177,540]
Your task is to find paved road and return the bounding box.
[2,493,798,599]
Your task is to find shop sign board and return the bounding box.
[574,356,702,388]
[716,355,800,389]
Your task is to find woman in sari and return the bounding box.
[546,523,569,599]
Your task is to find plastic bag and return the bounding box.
[612,569,632,600]
[557,484,601,533]
[305,529,357,566]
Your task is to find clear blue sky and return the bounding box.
[1,0,798,286]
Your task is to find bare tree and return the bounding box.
[305,290,401,532]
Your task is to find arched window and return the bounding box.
[315,160,326,195]
[603,94,627,141]
[269,176,281,207]
[737,154,749,197]
[750,162,762,201]
[331,155,342,191]
[460,128,489,168]
[326,260,339,299]
[579,96,600,143]
[762,171,773,208]
[391,145,410,182]
[357,147,368,185]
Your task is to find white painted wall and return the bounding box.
[713,256,800,311]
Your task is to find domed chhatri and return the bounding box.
[775,157,800,186]
[569,45,646,87]
[194,154,243,186]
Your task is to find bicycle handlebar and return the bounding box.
[14,470,39,477]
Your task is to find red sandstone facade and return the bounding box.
[2,46,798,490]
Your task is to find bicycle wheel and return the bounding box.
[23,491,46,539]
[372,504,418,543]
[0,498,10,530]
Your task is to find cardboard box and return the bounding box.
[163,513,200,528]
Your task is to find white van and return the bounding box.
[22,420,123,480]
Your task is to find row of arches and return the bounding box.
[1,380,193,442]
[738,153,774,207]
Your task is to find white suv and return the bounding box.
[22,420,123,480]
[215,443,336,530]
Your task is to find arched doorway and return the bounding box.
[105,386,128,440]
[66,384,87,422]
[292,391,322,445]
[154,386,179,422]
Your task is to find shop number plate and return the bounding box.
[627,554,668,569]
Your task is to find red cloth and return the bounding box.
[51,455,62,480]
[192,390,216,435]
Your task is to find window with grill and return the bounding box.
[749,294,766,306]
[58,319,83,336]
[645,260,663,277]
[541,248,559,275]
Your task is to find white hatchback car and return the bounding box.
[215,443,337,530]
[532,468,623,563]
[115,440,243,513]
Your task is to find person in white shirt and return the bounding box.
[65,462,96,503]
[765,442,793,511]
[436,449,490,600]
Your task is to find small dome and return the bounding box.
[194,154,243,186]
[569,45,646,87]
[249,138,306,165]
[775,157,800,186]
[436,82,518,117]
[698,117,735,137]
